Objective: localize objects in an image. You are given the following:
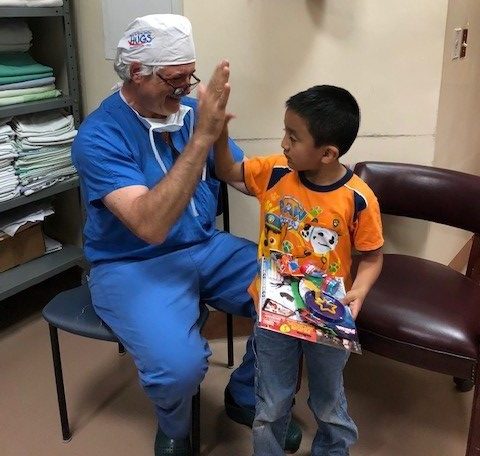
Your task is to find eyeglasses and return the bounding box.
[156,72,201,97]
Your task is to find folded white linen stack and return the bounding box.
[0,1,63,6]
[0,123,15,143]
[0,165,20,201]
[17,129,76,148]
[0,120,20,201]
[0,18,32,53]
[11,110,77,195]
[13,109,74,137]
[0,138,19,163]
[26,0,63,5]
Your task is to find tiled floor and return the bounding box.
[0,305,473,456]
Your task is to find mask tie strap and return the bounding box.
[149,126,199,217]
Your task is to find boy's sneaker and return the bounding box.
[224,387,302,454]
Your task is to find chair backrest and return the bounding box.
[354,161,480,235]
[218,181,230,233]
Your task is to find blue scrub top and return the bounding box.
[71,92,243,265]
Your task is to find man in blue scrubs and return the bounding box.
[72,14,301,456]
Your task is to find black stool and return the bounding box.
[42,283,209,455]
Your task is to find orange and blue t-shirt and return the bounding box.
[243,154,384,298]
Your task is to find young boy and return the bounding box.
[214,85,383,455]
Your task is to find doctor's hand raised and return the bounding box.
[195,59,232,145]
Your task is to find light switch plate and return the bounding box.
[460,28,468,58]
[452,27,463,60]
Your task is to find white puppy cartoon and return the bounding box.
[300,224,339,254]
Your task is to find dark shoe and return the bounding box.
[224,388,302,454]
[154,426,191,456]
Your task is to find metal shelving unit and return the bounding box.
[0,177,78,212]
[0,6,64,17]
[0,96,73,119]
[0,0,83,301]
[0,245,84,301]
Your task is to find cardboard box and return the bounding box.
[0,223,46,273]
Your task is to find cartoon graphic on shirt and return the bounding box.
[259,196,342,275]
[263,213,288,253]
[300,223,341,273]
[300,224,339,254]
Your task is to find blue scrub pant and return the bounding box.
[88,231,257,439]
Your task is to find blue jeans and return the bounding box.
[88,231,257,439]
[253,324,358,456]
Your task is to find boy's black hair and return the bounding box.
[286,85,360,157]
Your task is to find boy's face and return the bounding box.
[281,109,325,171]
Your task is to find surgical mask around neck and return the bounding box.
[118,89,191,134]
[142,104,191,133]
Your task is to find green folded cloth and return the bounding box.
[16,151,72,166]
[0,72,54,85]
[0,84,55,99]
[16,159,73,173]
[0,89,60,106]
[17,162,74,179]
[18,145,71,155]
[18,149,71,161]
[0,52,53,77]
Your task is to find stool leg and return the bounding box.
[227,313,234,368]
[48,325,71,441]
[191,387,201,456]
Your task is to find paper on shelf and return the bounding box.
[44,234,62,254]
[0,203,54,237]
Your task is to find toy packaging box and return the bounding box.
[259,254,361,354]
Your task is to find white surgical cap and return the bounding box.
[116,14,195,66]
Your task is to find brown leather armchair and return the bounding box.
[353,161,480,456]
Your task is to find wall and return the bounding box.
[436,0,480,175]
[424,0,480,266]
[72,0,116,113]
[74,0,467,263]
[186,0,448,253]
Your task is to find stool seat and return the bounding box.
[42,283,210,342]
[43,284,116,341]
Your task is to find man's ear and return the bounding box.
[321,145,340,163]
[129,62,143,83]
